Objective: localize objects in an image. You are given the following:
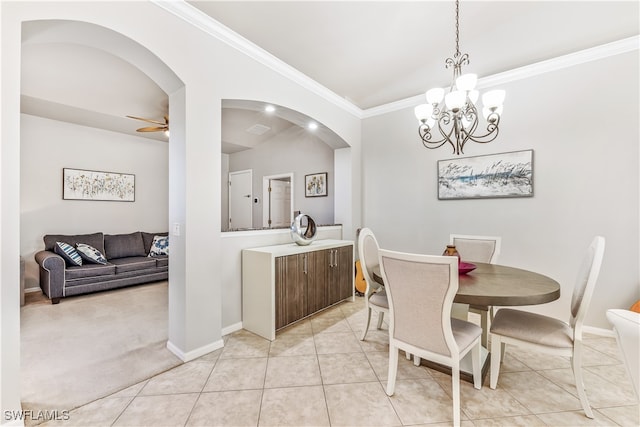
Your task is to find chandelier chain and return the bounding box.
[454,0,460,57]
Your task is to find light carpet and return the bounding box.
[20,281,181,416]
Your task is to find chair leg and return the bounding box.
[360,307,372,341]
[472,341,481,389]
[386,345,399,396]
[376,311,385,329]
[490,335,502,389]
[572,346,594,419]
[452,363,461,427]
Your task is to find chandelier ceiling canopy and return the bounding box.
[415,0,505,155]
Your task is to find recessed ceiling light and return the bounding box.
[308,122,318,131]
[265,105,276,113]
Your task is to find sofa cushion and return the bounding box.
[154,255,168,268]
[142,232,168,254]
[65,263,116,280]
[54,242,83,267]
[109,257,157,273]
[149,235,169,256]
[104,232,146,260]
[76,243,108,265]
[44,232,105,255]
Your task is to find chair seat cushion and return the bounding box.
[491,308,573,348]
[451,318,482,352]
[370,289,389,309]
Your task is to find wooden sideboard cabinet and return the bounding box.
[242,239,354,340]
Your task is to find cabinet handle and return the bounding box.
[303,254,308,274]
[329,249,334,268]
[334,249,338,267]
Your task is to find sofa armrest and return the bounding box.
[35,250,65,302]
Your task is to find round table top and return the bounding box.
[373,262,560,308]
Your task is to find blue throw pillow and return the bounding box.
[148,235,169,257]
[54,241,83,267]
[76,243,108,265]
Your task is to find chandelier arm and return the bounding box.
[464,122,501,144]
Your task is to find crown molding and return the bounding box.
[363,35,639,119]
[151,0,363,118]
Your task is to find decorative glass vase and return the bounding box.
[443,245,461,264]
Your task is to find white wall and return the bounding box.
[362,51,639,329]
[221,152,229,229]
[20,114,169,289]
[228,126,335,228]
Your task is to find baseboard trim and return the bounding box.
[222,322,243,336]
[584,325,615,338]
[166,338,224,362]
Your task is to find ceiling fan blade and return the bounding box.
[136,126,168,132]
[126,115,167,126]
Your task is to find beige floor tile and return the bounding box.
[470,415,546,426]
[140,359,214,395]
[458,381,531,419]
[41,396,133,426]
[386,378,459,425]
[495,371,583,414]
[359,328,391,353]
[324,382,402,426]
[505,346,571,370]
[264,355,322,388]
[195,347,223,363]
[113,393,199,427]
[494,351,532,373]
[186,390,262,427]
[581,344,624,367]
[276,318,313,337]
[203,357,268,391]
[108,380,148,398]
[220,335,271,359]
[310,315,352,335]
[313,331,363,354]
[318,352,378,384]
[535,409,622,426]
[367,350,431,381]
[259,385,330,426]
[538,367,637,407]
[583,335,622,361]
[596,404,640,427]
[339,298,366,317]
[268,333,316,357]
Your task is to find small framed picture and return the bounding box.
[305,172,328,197]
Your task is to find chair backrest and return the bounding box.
[378,249,459,357]
[357,228,382,294]
[570,236,605,330]
[606,309,640,399]
[450,234,501,264]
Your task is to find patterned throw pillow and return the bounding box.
[54,241,83,266]
[76,243,108,265]
[148,235,169,257]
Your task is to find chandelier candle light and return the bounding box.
[415,0,505,155]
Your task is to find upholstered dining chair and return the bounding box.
[449,234,502,331]
[379,249,482,427]
[489,236,605,419]
[357,228,388,341]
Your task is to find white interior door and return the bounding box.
[269,179,291,227]
[229,170,253,230]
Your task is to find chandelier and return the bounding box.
[414,0,505,155]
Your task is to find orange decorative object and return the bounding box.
[354,260,367,294]
[630,300,640,313]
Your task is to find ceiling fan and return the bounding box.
[126,115,169,136]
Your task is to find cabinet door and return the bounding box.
[275,254,307,330]
[328,245,354,305]
[306,250,329,315]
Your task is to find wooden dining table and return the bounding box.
[372,262,561,381]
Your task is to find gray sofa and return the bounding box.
[35,231,168,304]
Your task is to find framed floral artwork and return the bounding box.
[305,172,327,197]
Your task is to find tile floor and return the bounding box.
[42,297,638,426]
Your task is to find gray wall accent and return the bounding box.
[228,125,335,228]
[362,51,639,329]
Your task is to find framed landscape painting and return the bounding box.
[438,150,533,200]
[305,172,328,197]
[63,168,135,201]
